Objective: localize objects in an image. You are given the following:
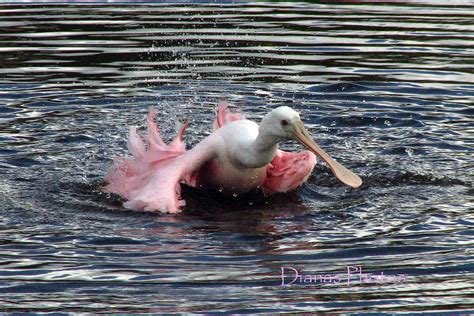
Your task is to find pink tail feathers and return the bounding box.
[104,108,190,213]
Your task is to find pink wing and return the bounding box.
[262,149,317,194]
[104,108,209,213]
[213,100,244,130]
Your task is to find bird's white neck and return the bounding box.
[243,126,282,168]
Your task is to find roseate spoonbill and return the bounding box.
[104,102,362,213]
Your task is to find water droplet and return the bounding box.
[405,148,414,157]
[218,187,224,192]
[232,193,238,197]
[384,120,391,126]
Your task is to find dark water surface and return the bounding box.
[0,2,473,313]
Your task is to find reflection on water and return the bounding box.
[0,2,473,313]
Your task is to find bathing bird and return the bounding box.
[104,102,362,213]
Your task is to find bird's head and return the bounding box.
[261,106,362,188]
[260,106,302,139]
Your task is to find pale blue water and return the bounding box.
[0,1,472,313]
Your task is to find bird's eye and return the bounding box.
[281,119,289,126]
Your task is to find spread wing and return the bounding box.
[104,108,212,213]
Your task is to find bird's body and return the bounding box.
[196,119,272,192]
[104,102,362,213]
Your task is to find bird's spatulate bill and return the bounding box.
[293,121,363,188]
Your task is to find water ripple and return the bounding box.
[0,2,473,314]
